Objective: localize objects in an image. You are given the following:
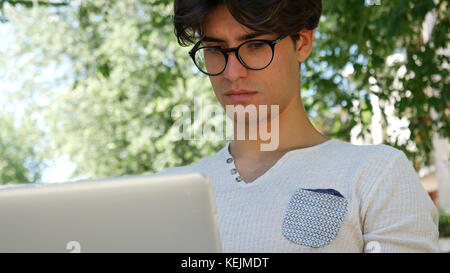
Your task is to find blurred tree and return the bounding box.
[1,0,224,180]
[306,0,449,170]
[0,110,46,184]
[0,0,448,182]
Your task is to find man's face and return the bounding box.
[202,4,302,115]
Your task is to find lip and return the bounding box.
[224,89,258,102]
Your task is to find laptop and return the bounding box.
[0,172,222,253]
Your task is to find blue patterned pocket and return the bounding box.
[282,188,348,248]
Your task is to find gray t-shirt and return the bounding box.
[156,138,439,252]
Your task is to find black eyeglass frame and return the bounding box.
[189,35,287,76]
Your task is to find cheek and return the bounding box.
[208,77,229,106]
[209,77,223,97]
[272,46,299,83]
[260,55,297,102]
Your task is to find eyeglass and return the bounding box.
[189,35,287,76]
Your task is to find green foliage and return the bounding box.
[305,0,449,170]
[0,110,47,184]
[1,0,224,180]
[0,0,448,182]
[439,209,450,238]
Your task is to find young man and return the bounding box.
[157,0,439,252]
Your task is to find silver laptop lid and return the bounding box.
[0,172,221,253]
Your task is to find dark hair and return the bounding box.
[173,0,322,47]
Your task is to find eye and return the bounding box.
[247,41,266,49]
[203,47,222,55]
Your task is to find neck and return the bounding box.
[229,93,329,160]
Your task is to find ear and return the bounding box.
[295,29,315,63]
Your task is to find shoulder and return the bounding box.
[338,140,433,217]
[330,139,403,162]
[323,139,417,197]
[326,139,412,177]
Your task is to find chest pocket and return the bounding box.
[282,188,348,248]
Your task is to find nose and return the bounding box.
[222,51,248,81]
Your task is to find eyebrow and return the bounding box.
[201,31,273,43]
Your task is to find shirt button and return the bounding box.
[230,168,237,175]
[235,176,243,182]
[226,158,233,164]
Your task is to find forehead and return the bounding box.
[202,4,269,41]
